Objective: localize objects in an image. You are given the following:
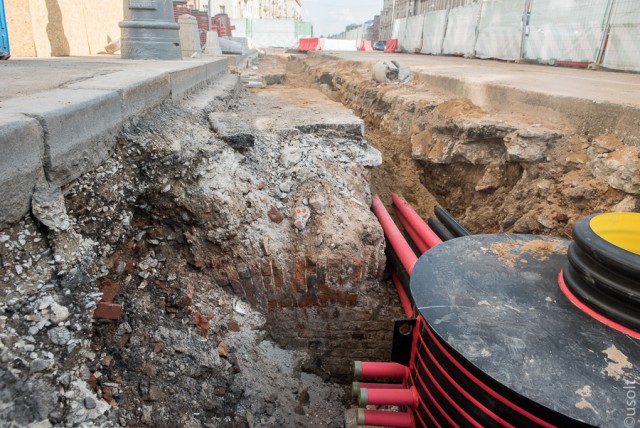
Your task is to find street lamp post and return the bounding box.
[120,0,182,60]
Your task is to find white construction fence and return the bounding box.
[389,0,640,72]
[231,18,313,49]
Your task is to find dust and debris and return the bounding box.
[576,398,599,415]
[504,305,521,313]
[478,300,490,306]
[602,345,633,381]
[489,239,567,268]
[576,385,592,398]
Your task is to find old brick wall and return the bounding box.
[213,254,401,381]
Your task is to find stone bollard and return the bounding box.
[120,0,181,60]
[178,14,201,58]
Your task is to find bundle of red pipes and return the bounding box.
[351,194,446,427]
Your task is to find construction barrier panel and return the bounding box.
[602,0,640,72]
[298,37,321,51]
[475,0,527,60]
[420,10,448,55]
[524,0,609,63]
[320,38,358,51]
[392,18,404,40]
[401,14,425,53]
[389,0,640,72]
[360,40,373,51]
[442,3,482,56]
[385,38,399,53]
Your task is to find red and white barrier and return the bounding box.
[297,37,321,51]
[384,39,399,53]
[360,40,373,51]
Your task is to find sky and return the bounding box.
[302,0,384,37]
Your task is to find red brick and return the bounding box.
[262,275,274,295]
[267,207,284,223]
[351,259,363,282]
[228,321,240,332]
[103,387,113,402]
[98,278,120,303]
[87,373,98,390]
[261,261,272,276]
[273,264,285,290]
[229,279,244,298]
[193,311,210,335]
[94,302,123,320]
[118,334,130,348]
[293,257,306,292]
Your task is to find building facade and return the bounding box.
[379,0,473,40]
[202,0,301,20]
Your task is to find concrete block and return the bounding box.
[0,113,45,226]
[178,14,201,58]
[372,61,389,83]
[1,89,122,185]
[203,31,223,56]
[209,112,255,151]
[67,70,171,119]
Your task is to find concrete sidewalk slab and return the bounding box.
[0,56,229,227]
[321,52,640,146]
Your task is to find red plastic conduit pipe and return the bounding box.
[397,210,429,254]
[354,361,409,379]
[372,195,418,275]
[357,409,414,428]
[390,268,414,318]
[359,387,418,407]
[352,382,405,399]
[392,194,443,249]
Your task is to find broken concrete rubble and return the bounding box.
[372,60,411,83]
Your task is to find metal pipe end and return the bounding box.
[352,382,360,400]
[359,388,369,407]
[354,361,363,379]
[356,408,366,426]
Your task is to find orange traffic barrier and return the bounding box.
[298,37,321,52]
[384,39,398,53]
[360,40,373,51]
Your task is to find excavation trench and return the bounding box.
[1,53,639,428]
[280,53,639,237]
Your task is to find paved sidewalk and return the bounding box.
[322,52,640,146]
[0,55,228,227]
